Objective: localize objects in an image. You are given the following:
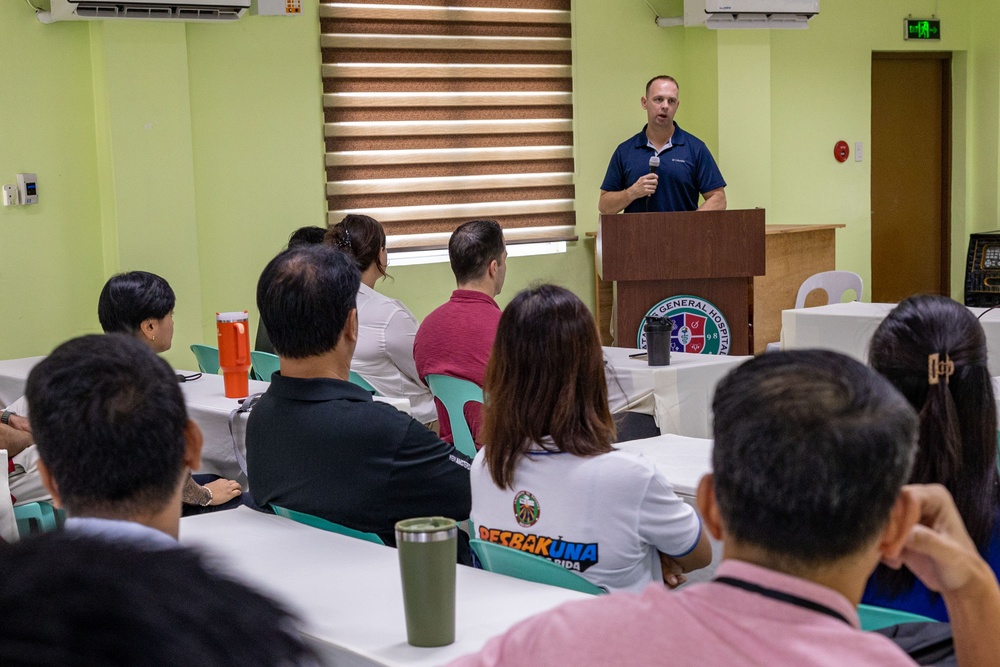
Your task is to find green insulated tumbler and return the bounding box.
[395,516,458,647]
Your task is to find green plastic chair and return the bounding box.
[271,504,384,545]
[13,501,60,538]
[470,538,605,595]
[348,371,379,395]
[424,374,482,459]
[190,344,220,375]
[857,603,938,631]
[251,350,280,382]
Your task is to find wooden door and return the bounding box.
[871,53,951,301]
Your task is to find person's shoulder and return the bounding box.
[588,448,660,480]
[613,128,647,153]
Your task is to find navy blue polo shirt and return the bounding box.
[601,123,726,213]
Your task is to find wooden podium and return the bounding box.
[597,209,766,355]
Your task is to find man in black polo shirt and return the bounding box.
[246,245,472,552]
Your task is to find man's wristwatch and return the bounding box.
[0,409,13,426]
[199,487,213,507]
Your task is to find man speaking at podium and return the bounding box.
[599,76,727,214]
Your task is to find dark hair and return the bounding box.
[97,271,175,335]
[25,334,189,517]
[287,226,327,247]
[868,295,1000,596]
[712,350,917,567]
[0,532,314,666]
[448,219,505,285]
[256,244,360,359]
[325,214,387,276]
[482,285,615,489]
[645,75,680,96]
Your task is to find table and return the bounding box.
[616,433,713,501]
[180,507,587,666]
[781,301,1000,376]
[603,346,750,439]
[0,356,43,407]
[0,358,411,483]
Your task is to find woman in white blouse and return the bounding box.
[327,215,437,425]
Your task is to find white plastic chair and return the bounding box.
[794,270,864,309]
[766,271,864,353]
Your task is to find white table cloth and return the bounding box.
[0,358,410,483]
[781,302,1000,376]
[603,347,750,439]
[180,507,587,666]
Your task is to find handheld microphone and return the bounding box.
[647,156,660,202]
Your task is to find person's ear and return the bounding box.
[487,259,499,281]
[139,318,157,342]
[37,458,62,509]
[182,419,204,473]
[346,308,359,343]
[641,95,649,110]
[878,488,922,563]
[696,474,724,541]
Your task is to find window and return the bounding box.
[321,0,575,251]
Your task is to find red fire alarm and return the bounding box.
[834,140,850,162]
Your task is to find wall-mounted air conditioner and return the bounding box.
[38,0,251,23]
[704,0,819,29]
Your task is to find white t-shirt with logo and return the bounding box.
[470,443,702,593]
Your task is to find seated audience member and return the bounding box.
[98,271,242,511]
[0,533,314,665]
[863,294,1000,621]
[25,334,205,546]
[326,214,436,425]
[246,244,472,550]
[256,225,327,355]
[413,219,506,445]
[450,351,1000,666]
[472,285,710,592]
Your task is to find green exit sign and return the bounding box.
[905,19,941,40]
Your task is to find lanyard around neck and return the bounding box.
[713,576,852,626]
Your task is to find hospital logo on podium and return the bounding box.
[637,295,731,355]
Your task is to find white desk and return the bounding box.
[616,433,713,500]
[603,347,750,439]
[0,358,411,484]
[781,302,1000,376]
[0,356,44,408]
[180,507,586,666]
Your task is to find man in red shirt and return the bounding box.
[414,219,507,446]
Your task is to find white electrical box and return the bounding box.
[16,174,38,205]
[251,0,301,15]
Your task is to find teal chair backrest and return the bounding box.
[348,371,379,395]
[251,351,280,382]
[190,344,220,375]
[424,374,483,459]
[13,501,60,538]
[470,538,604,595]
[271,505,384,545]
[857,603,938,631]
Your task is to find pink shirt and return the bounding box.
[449,560,917,667]
[413,290,501,444]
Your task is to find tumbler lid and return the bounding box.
[217,311,249,323]
[395,517,458,543]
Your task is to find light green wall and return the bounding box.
[0,6,104,359]
[5,0,1000,364]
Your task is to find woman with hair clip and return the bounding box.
[862,294,1000,620]
[471,284,711,593]
[326,215,436,426]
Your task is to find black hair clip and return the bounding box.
[176,372,203,383]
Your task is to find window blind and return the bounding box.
[321,0,575,251]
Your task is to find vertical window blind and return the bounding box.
[321,0,576,251]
